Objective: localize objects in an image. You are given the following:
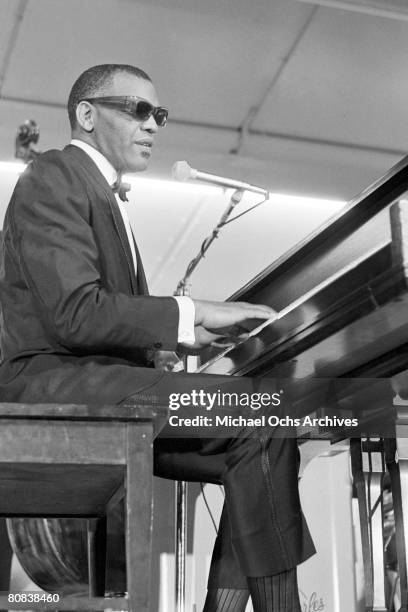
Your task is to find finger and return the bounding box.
[237,303,277,319]
[210,331,250,347]
[206,321,257,336]
[210,339,236,348]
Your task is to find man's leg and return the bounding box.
[202,505,250,611]
[247,571,301,612]
[124,371,315,611]
[202,588,249,612]
[153,434,311,612]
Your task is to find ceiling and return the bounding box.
[0,0,407,299]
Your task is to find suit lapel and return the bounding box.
[133,236,149,295]
[104,194,139,293]
[64,145,139,294]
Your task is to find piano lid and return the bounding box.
[199,155,408,381]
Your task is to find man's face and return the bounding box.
[90,73,160,173]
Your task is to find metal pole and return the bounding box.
[174,275,189,612]
[173,189,247,611]
[175,479,187,612]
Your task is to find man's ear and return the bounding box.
[76,101,95,132]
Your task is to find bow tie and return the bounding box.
[111,174,131,202]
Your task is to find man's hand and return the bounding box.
[179,299,277,352]
[194,299,276,333]
[153,350,184,371]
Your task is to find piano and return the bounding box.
[199,155,408,612]
[200,155,408,383]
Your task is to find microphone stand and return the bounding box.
[176,189,244,295]
[174,188,244,612]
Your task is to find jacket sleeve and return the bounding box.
[8,156,179,353]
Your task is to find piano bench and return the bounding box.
[0,402,168,612]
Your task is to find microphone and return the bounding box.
[172,161,269,197]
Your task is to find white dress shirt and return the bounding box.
[70,139,195,345]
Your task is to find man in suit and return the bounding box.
[0,64,314,611]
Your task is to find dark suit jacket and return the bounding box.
[0,145,179,404]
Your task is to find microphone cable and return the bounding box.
[200,482,225,535]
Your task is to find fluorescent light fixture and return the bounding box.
[0,161,346,210]
[0,161,27,173]
[0,161,220,194]
[268,192,345,211]
[297,0,408,21]
[126,176,346,210]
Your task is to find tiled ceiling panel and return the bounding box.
[0,1,22,68]
[2,0,312,125]
[252,6,408,150]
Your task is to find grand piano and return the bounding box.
[199,155,408,612]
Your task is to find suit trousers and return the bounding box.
[122,370,315,588]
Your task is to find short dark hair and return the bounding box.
[67,64,152,129]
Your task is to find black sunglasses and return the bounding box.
[82,96,168,127]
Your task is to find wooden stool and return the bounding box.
[0,402,168,612]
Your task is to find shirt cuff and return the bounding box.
[174,296,195,345]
